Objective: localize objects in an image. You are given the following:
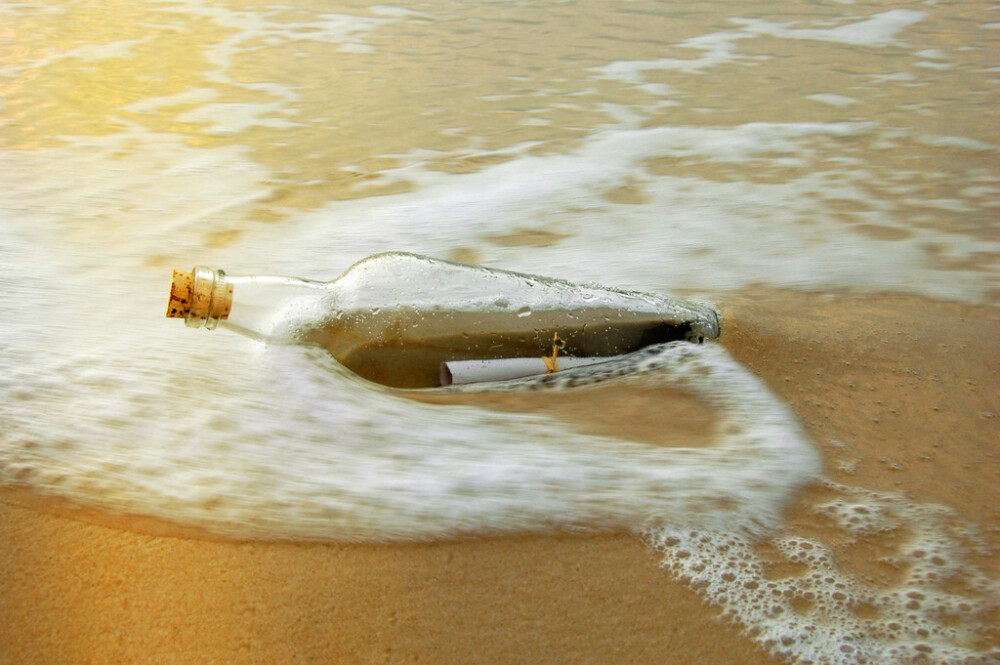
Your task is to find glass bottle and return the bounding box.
[166,252,719,389]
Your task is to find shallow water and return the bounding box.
[2,0,999,662]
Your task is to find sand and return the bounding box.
[2,290,997,664]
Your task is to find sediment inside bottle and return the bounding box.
[301,308,696,389]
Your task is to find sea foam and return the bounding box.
[647,483,1000,665]
[2,146,823,540]
[0,252,821,542]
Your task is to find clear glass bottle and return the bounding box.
[166,252,720,389]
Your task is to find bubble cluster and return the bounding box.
[814,497,900,536]
[646,485,1000,664]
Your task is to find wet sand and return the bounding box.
[1,290,997,664]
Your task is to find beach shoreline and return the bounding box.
[2,289,997,664]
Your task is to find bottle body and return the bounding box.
[168,253,720,389]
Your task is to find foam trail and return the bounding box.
[647,483,1000,665]
[1,173,821,541]
[261,121,1000,303]
[0,269,821,542]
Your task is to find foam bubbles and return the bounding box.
[814,498,900,536]
[646,483,1000,664]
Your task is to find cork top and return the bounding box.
[166,267,233,328]
[166,270,195,318]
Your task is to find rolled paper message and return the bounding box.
[440,355,628,386]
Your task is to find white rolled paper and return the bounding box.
[440,355,628,386]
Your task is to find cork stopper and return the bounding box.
[166,267,233,328]
[166,270,195,318]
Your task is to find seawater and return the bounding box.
[1,0,998,663]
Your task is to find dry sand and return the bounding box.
[2,290,997,664]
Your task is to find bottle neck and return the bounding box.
[168,267,329,339]
[221,274,329,341]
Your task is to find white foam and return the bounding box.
[916,134,996,151]
[0,226,820,540]
[0,35,154,76]
[866,72,916,82]
[592,31,753,78]
[917,60,954,70]
[646,483,1000,664]
[808,93,859,107]
[0,125,824,540]
[176,102,301,135]
[593,10,926,92]
[735,10,926,47]
[123,87,219,114]
[0,128,273,262]
[263,121,1000,303]
[110,0,412,122]
[155,1,397,54]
